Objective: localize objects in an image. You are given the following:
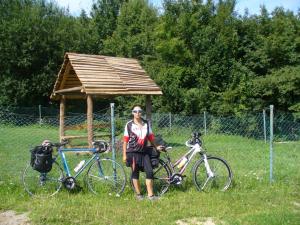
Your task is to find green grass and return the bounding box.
[0,125,299,224]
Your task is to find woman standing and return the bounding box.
[123,105,163,200]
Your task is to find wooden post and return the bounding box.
[87,95,93,148]
[145,95,152,124]
[59,96,66,141]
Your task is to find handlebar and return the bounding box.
[185,141,193,148]
[159,146,172,152]
[185,138,202,148]
[158,138,201,153]
[155,131,203,152]
[45,140,68,148]
[160,141,201,151]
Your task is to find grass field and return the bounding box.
[0,125,299,225]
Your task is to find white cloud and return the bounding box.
[54,0,94,16]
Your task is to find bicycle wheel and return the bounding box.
[130,159,172,196]
[153,159,172,196]
[87,158,126,196]
[192,156,232,192]
[22,161,64,198]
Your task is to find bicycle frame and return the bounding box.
[165,143,213,177]
[23,141,126,198]
[54,147,101,178]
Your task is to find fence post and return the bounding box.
[269,105,274,183]
[169,112,172,132]
[39,105,42,125]
[204,111,207,135]
[263,109,267,143]
[110,103,116,162]
[110,103,118,190]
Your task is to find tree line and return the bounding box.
[0,0,299,116]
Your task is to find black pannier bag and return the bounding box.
[146,146,160,168]
[147,134,166,168]
[30,145,53,173]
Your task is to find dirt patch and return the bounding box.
[176,217,218,225]
[293,202,300,207]
[0,211,30,225]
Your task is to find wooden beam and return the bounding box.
[54,86,83,94]
[87,95,93,148]
[59,96,66,141]
[59,63,72,90]
[59,95,87,100]
[63,85,82,89]
[61,134,110,140]
[84,90,162,95]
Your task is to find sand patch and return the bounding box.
[293,201,300,207]
[176,217,220,225]
[0,210,30,225]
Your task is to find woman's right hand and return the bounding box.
[123,154,127,163]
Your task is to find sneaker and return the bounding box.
[148,195,160,201]
[135,194,144,201]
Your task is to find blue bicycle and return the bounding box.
[22,140,126,198]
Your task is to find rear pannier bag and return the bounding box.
[30,146,53,173]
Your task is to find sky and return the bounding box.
[54,0,300,16]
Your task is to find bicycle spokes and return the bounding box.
[87,159,126,196]
[193,156,232,191]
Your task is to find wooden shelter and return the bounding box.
[50,52,162,147]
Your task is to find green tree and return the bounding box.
[250,66,300,112]
[103,0,158,59]
[1,0,299,116]
[0,0,94,106]
[91,0,124,53]
[147,0,243,114]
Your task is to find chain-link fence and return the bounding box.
[0,105,299,188]
[152,109,299,141]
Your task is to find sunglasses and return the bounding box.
[132,110,143,114]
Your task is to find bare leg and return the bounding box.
[132,179,142,195]
[146,179,154,197]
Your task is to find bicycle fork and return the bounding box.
[201,154,214,190]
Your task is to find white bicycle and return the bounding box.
[151,132,233,196]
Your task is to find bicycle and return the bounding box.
[150,132,233,196]
[22,140,126,198]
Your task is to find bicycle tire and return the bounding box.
[87,158,126,196]
[192,156,232,192]
[22,161,64,198]
[130,159,172,196]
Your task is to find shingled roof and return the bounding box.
[50,53,162,100]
